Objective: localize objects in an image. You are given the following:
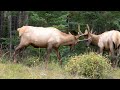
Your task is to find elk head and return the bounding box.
[84,29,92,47]
[82,24,95,47]
[69,32,82,51]
[73,23,91,44]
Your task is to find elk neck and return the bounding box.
[90,33,100,45]
[60,32,75,46]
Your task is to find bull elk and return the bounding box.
[82,24,120,67]
[13,26,86,67]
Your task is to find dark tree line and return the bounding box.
[1,11,120,57]
[0,11,29,57]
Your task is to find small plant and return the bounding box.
[65,52,113,79]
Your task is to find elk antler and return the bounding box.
[86,24,90,32]
[86,24,90,30]
[77,23,83,35]
[91,27,93,33]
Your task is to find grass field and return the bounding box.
[0,61,86,79]
[0,60,119,79]
[0,51,120,79]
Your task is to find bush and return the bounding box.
[65,52,113,79]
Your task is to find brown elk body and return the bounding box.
[13,26,84,67]
[83,28,120,67]
[84,30,120,55]
[111,31,120,55]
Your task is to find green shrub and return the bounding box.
[65,52,113,79]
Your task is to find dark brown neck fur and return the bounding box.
[90,34,100,45]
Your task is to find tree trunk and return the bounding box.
[0,11,2,38]
[24,11,29,25]
[0,11,4,38]
[8,12,12,58]
[18,11,22,27]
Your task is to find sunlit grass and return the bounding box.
[0,60,83,79]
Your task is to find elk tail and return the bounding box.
[17,26,26,37]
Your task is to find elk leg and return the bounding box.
[70,45,75,51]
[99,47,103,55]
[54,47,62,65]
[109,42,117,67]
[110,44,115,57]
[19,46,28,59]
[13,44,28,63]
[115,47,120,67]
[109,50,112,56]
[45,44,53,68]
[117,46,120,57]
